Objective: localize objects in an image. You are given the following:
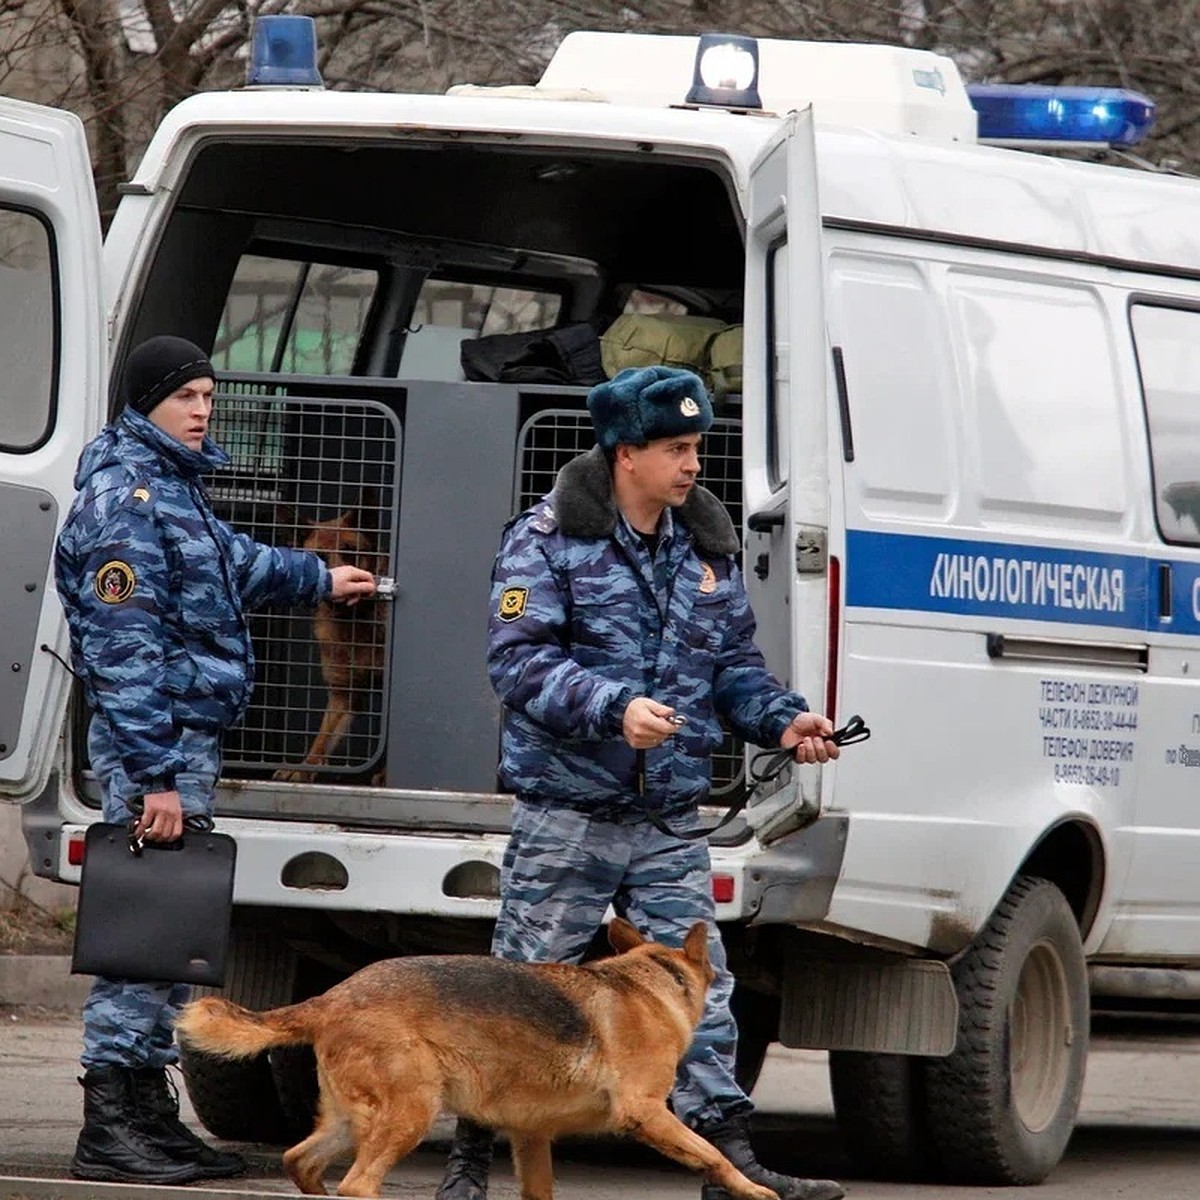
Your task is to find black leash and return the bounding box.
[639,714,871,841]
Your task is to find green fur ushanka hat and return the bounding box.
[586,365,713,451]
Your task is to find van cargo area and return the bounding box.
[92,135,751,825]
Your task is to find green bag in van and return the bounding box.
[600,314,743,398]
[600,314,727,381]
[707,324,743,399]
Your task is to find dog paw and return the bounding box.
[273,767,317,784]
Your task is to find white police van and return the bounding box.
[2,19,1198,1183]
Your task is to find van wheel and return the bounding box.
[828,1052,934,1180]
[923,875,1088,1184]
[179,926,299,1145]
[270,1045,319,1139]
[730,984,779,1095]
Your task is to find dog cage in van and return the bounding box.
[205,376,746,799]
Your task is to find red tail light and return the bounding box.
[67,834,86,866]
[711,874,735,903]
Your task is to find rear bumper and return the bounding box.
[47,777,847,925]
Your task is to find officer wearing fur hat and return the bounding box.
[54,336,376,1185]
[436,366,844,1200]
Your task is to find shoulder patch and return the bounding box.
[498,586,529,622]
[94,560,136,604]
[132,486,151,503]
[698,562,718,594]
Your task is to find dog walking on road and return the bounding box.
[177,919,780,1200]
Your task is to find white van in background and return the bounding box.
[3,23,1199,1184]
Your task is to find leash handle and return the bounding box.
[642,713,871,841]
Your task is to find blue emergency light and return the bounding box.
[685,34,762,110]
[246,15,324,88]
[967,83,1156,146]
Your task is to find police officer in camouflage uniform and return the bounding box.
[54,336,376,1185]
[436,365,844,1200]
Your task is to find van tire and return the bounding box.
[923,875,1088,1184]
[730,984,779,1095]
[269,1045,320,1139]
[828,1052,933,1180]
[179,926,299,1145]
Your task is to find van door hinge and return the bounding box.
[795,526,827,575]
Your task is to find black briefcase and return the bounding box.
[71,822,237,987]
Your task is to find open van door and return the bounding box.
[0,99,105,801]
[740,108,832,844]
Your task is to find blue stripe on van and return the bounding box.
[843,530,1175,632]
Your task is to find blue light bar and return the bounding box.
[967,83,1156,146]
[246,15,324,88]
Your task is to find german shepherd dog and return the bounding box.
[177,920,777,1200]
[274,492,388,783]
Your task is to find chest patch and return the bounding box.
[498,586,529,622]
[698,562,718,595]
[95,560,136,605]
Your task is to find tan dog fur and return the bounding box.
[176,920,777,1200]
[274,497,387,783]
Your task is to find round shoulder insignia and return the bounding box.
[698,562,718,594]
[498,585,529,622]
[94,560,137,605]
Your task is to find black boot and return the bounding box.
[129,1067,247,1180]
[698,1114,845,1200]
[71,1066,209,1184]
[435,1117,495,1200]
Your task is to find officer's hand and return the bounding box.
[329,566,376,606]
[136,790,184,842]
[622,697,681,750]
[780,712,840,764]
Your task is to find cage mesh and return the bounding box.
[206,384,399,777]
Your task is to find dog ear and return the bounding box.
[607,917,645,954]
[275,504,313,534]
[682,921,710,966]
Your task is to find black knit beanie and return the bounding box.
[123,336,215,416]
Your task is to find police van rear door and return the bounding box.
[0,98,106,802]
[741,107,832,843]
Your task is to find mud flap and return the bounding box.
[780,957,958,1057]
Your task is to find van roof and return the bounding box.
[130,76,1200,279]
[536,31,976,144]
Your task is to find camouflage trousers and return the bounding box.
[80,716,222,1069]
[492,797,754,1130]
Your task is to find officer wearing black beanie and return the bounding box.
[123,336,215,416]
[54,335,377,1187]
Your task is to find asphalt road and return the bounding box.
[1,1009,1198,1198]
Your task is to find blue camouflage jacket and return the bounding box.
[488,446,808,814]
[54,407,330,793]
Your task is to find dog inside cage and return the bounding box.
[206,384,399,782]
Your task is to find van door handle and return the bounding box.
[747,509,785,533]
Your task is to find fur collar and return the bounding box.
[552,446,739,556]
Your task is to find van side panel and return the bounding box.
[824,236,1163,954]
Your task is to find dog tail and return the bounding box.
[176,996,315,1060]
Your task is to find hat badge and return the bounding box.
[679,396,701,417]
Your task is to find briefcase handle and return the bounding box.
[126,795,216,856]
